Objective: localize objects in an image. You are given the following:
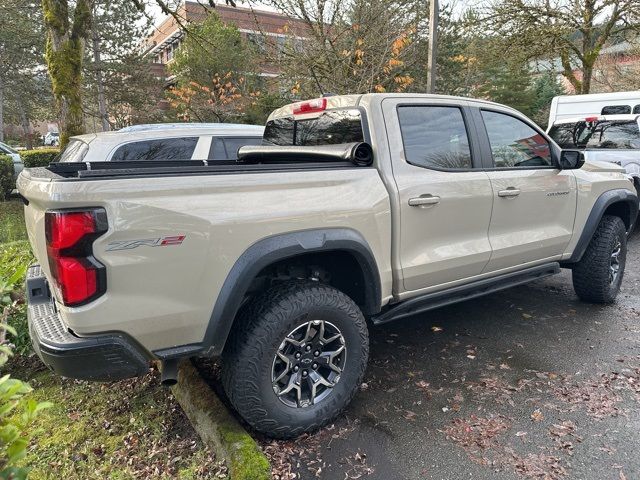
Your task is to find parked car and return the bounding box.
[547,114,640,194]
[19,94,638,439]
[43,131,60,147]
[548,91,640,126]
[0,141,24,186]
[55,125,264,163]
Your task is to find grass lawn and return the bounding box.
[1,199,228,479]
[13,362,226,480]
[0,198,28,244]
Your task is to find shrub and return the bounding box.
[0,242,34,356]
[20,149,59,169]
[0,156,14,201]
[0,242,50,479]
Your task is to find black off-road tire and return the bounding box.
[221,281,369,439]
[572,215,627,304]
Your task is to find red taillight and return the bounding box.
[45,209,107,306]
[585,116,599,122]
[293,98,327,115]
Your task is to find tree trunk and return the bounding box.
[18,96,33,149]
[92,24,109,131]
[581,63,593,94]
[42,0,93,147]
[0,76,4,143]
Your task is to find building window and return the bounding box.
[247,33,267,53]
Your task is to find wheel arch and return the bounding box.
[564,188,638,264]
[203,228,382,356]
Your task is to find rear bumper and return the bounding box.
[26,265,150,382]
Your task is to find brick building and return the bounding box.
[146,1,308,80]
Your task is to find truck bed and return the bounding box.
[17,160,393,355]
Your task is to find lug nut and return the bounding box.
[295,352,301,359]
[302,370,308,377]
[312,363,318,369]
[305,345,312,352]
[293,365,299,372]
[314,350,320,357]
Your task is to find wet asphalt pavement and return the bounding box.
[262,234,640,480]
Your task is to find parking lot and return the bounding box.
[261,234,640,480]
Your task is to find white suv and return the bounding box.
[56,124,264,163]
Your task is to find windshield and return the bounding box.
[263,109,365,146]
[548,120,640,150]
[56,139,89,163]
[0,142,17,154]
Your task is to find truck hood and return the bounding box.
[581,159,626,174]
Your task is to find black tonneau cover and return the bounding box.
[41,142,373,180]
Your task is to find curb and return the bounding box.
[171,360,271,480]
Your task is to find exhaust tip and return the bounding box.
[160,359,178,387]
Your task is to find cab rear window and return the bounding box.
[263,109,365,146]
[549,120,640,150]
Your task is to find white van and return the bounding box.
[548,91,640,126]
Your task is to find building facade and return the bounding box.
[146,1,308,80]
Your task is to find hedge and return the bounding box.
[21,148,60,168]
[0,155,14,200]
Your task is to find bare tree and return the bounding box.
[264,0,419,96]
[480,0,640,94]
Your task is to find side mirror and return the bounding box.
[559,150,584,169]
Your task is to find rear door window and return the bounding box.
[207,137,262,160]
[222,137,262,160]
[263,109,365,146]
[633,105,640,114]
[110,137,198,161]
[397,105,472,169]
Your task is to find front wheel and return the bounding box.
[572,215,627,304]
[221,281,369,439]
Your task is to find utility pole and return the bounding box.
[426,0,438,94]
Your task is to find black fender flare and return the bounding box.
[564,188,638,264]
[202,228,382,356]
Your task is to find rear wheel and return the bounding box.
[221,281,369,439]
[572,215,627,304]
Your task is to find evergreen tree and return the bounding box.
[84,0,164,131]
[530,72,565,128]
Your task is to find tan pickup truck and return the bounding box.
[20,94,638,438]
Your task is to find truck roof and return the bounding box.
[267,93,520,121]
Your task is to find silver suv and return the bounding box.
[57,123,264,163]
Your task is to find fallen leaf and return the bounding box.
[431,326,443,333]
[531,409,544,422]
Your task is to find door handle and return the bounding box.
[408,195,441,206]
[498,188,521,198]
